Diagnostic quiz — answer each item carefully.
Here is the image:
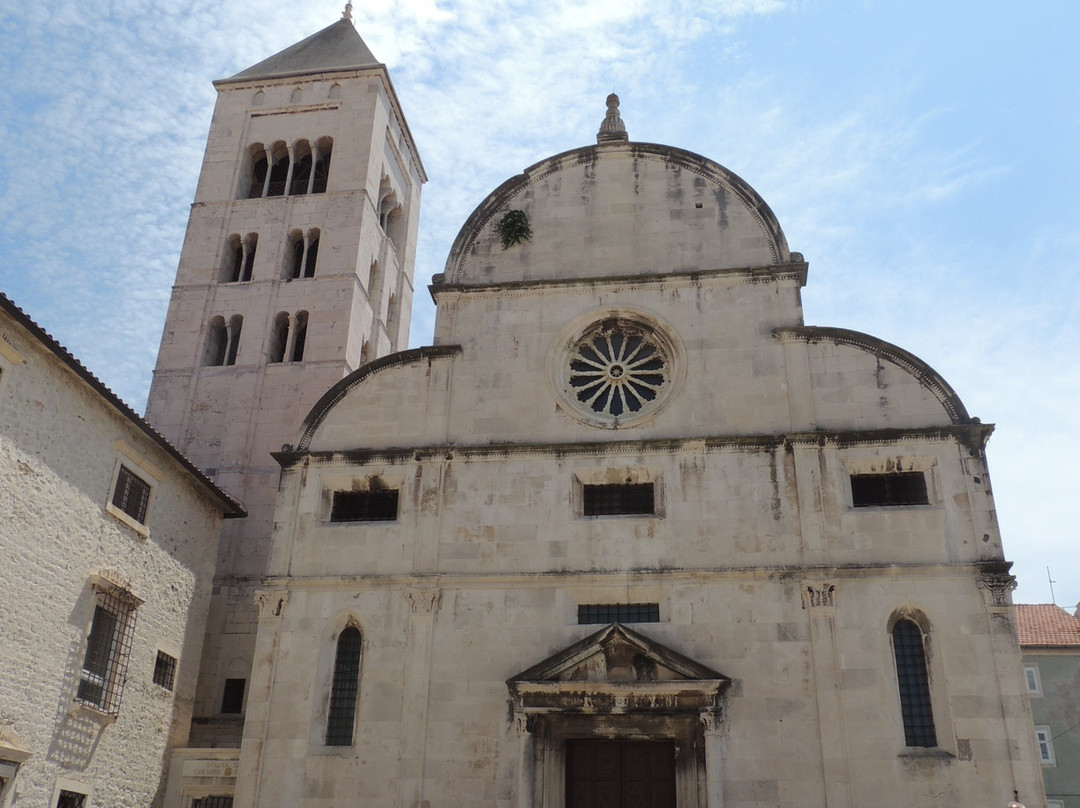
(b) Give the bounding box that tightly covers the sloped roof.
[0,292,245,518]
[228,19,379,81]
[1015,604,1080,647]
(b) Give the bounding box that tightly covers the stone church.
[141,9,1046,808]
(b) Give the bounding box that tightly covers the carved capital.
[977,573,1017,607]
[254,589,289,617]
[514,713,535,735]
[699,709,723,734]
[801,583,836,610]
[407,587,441,615]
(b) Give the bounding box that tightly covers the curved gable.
[441,142,791,287]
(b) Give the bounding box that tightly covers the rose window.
[566,320,669,419]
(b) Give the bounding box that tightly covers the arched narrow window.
[221,235,243,282]
[385,204,405,252]
[268,312,289,363]
[290,141,312,195]
[303,231,319,278]
[247,146,268,199]
[386,293,399,346]
[359,339,370,366]
[312,138,332,194]
[328,83,342,100]
[290,87,303,103]
[267,144,290,197]
[252,90,265,106]
[291,311,308,363]
[203,316,227,366]
[326,626,362,746]
[367,259,380,296]
[892,618,936,747]
[285,230,304,279]
[240,234,257,282]
[225,315,243,366]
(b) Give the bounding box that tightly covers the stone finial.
[342,2,353,22]
[596,93,628,144]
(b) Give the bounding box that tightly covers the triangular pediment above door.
[507,624,730,716]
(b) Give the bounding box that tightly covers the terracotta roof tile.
[1014,604,1080,647]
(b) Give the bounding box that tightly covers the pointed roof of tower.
[228,17,379,81]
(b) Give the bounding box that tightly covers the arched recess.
[268,312,289,363]
[290,140,312,195]
[328,83,342,100]
[220,234,244,283]
[240,234,258,282]
[312,137,333,193]
[225,315,243,366]
[310,613,365,749]
[285,229,305,279]
[245,143,268,199]
[266,141,290,197]
[289,86,303,104]
[303,229,319,278]
[203,316,228,366]
[252,90,265,107]
[291,311,308,362]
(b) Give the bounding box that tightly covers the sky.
[0,0,1077,606]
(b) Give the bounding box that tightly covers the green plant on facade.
[497,209,532,249]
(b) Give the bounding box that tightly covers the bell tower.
[146,9,424,746]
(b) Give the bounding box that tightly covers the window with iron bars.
[192,797,234,808]
[76,587,138,715]
[850,472,928,507]
[578,603,661,625]
[892,618,936,747]
[112,465,151,524]
[330,489,399,522]
[326,626,363,746]
[153,651,177,691]
[582,483,655,516]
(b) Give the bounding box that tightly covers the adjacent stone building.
[0,293,243,807]
[1016,604,1080,808]
[217,85,1048,807]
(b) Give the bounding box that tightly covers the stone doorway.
[566,740,676,808]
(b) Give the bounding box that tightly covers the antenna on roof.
[1047,566,1057,605]
[342,2,353,22]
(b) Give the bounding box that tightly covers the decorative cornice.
[429,261,808,304]
[276,424,991,468]
[775,326,972,426]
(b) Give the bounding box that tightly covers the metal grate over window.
[221,678,245,714]
[326,626,363,746]
[56,790,87,808]
[153,650,177,691]
[192,797,234,808]
[76,587,137,715]
[583,483,655,516]
[850,472,928,507]
[578,603,660,625]
[112,465,151,524]
[892,619,937,747]
[330,489,399,522]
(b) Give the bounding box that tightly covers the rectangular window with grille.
[330,489,399,522]
[850,472,928,507]
[112,465,151,524]
[76,588,137,715]
[1036,726,1056,764]
[578,603,660,624]
[153,651,177,691]
[192,797,234,808]
[582,483,655,516]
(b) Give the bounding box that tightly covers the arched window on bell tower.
[325,625,362,746]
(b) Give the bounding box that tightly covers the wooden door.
[566,740,676,808]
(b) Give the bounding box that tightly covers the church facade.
[142,12,1047,808]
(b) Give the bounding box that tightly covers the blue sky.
[1,0,1077,606]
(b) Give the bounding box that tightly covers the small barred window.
[330,490,399,522]
[112,465,151,524]
[77,587,138,715]
[56,790,87,808]
[851,472,928,507]
[153,651,177,691]
[578,603,660,624]
[583,483,655,516]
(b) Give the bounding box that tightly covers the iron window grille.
[326,627,363,746]
[56,790,87,808]
[221,678,245,714]
[582,483,655,516]
[892,619,936,747]
[153,651,177,691]
[578,603,660,624]
[77,586,138,715]
[1035,726,1056,764]
[330,489,399,522]
[850,472,928,507]
[112,465,151,524]
[192,797,234,808]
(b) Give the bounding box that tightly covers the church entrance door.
[566,740,676,808]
